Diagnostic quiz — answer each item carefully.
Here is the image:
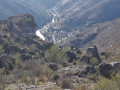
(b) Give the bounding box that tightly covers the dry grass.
[61,78,73,89]
[74,85,86,90]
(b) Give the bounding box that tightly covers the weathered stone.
[71,46,78,51]
[20,48,28,54]
[62,62,68,67]
[2,35,7,38]
[86,46,101,64]
[110,62,120,73]
[24,36,35,45]
[76,50,82,55]
[80,55,90,64]
[0,54,15,69]
[49,63,58,70]
[98,62,120,78]
[15,37,21,43]
[20,54,32,61]
[58,46,63,51]
[83,66,96,74]
[100,52,106,56]
[0,14,37,35]
[3,44,19,54]
[0,38,4,44]
[28,51,35,55]
[76,65,96,77]
[66,51,76,63]
[99,63,112,78]
[54,75,60,81]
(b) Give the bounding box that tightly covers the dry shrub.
[29,60,54,82]
[94,74,120,90]
[61,78,73,89]
[28,60,44,77]
[0,74,6,90]
[74,85,86,90]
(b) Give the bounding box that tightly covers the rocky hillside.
[54,0,120,28]
[39,0,120,49]
[83,18,120,52]
[0,14,53,70]
[0,0,55,28]
[0,14,99,89]
[0,14,120,90]
[57,18,120,53]
[0,14,37,35]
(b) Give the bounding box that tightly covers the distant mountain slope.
[40,0,120,48]
[58,18,120,52]
[0,0,59,28]
[54,0,120,28]
[83,18,120,52]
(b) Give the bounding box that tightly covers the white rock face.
[36,30,45,40]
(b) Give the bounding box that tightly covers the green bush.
[0,45,4,54]
[94,75,120,90]
[56,48,69,63]
[90,57,98,65]
[61,78,73,89]
[45,46,69,63]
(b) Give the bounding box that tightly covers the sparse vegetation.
[90,57,98,65]
[0,45,4,54]
[94,75,120,90]
[45,46,69,63]
[61,78,73,89]
[1,4,120,89]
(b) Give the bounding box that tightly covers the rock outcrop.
[0,54,15,70]
[20,54,32,61]
[0,14,37,35]
[99,62,120,78]
[75,65,96,77]
[86,46,101,64]
[49,63,58,70]
[66,51,76,63]
[0,14,53,72]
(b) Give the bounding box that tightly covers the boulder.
[54,75,60,81]
[71,46,78,51]
[83,66,96,74]
[86,46,101,64]
[2,35,7,38]
[80,55,90,64]
[20,54,32,61]
[99,63,112,78]
[49,63,58,70]
[99,62,120,78]
[3,44,19,54]
[76,65,96,77]
[28,51,35,55]
[62,62,68,67]
[110,62,120,73]
[76,50,82,55]
[0,38,4,44]
[15,37,21,43]
[20,48,28,54]
[0,54,15,70]
[66,51,76,63]
[58,46,63,51]
[100,52,106,56]
[0,14,37,35]
[23,36,36,45]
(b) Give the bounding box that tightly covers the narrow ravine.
[36,9,59,41]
